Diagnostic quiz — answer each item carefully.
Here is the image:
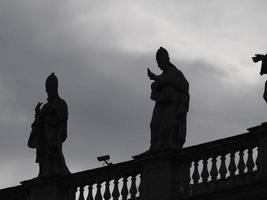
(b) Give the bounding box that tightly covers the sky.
[0,0,267,188]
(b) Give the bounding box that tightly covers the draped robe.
[150,63,189,150]
[28,96,70,177]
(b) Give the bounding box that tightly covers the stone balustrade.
[178,123,267,198]
[1,123,267,200]
[0,185,29,200]
[61,159,143,200]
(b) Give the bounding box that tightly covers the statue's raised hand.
[147,68,157,80]
[35,102,43,116]
[252,54,265,63]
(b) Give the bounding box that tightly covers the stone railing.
[1,123,267,200]
[177,122,267,198]
[61,159,143,200]
[11,159,144,200]
[0,185,29,200]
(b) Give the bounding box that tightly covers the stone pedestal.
[21,177,69,200]
[248,122,267,179]
[134,150,185,200]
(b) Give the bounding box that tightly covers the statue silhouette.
[252,54,267,103]
[252,54,267,75]
[28,73,70,178]
[148,47,189,151]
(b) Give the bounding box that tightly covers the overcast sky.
[0,0,267,188]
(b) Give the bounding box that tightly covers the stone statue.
[147,47,189,150]
[252,54,267,103]
[28,73,70,178]
[252,54,267,75]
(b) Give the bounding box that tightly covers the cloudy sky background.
[0,0,267,188]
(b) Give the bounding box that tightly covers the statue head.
[156,47,170,70]
[45,73,58,98]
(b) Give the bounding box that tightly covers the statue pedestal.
[29,185,61,200]
[21,176,70,200]
[248,122,267,179]
[133,149,188,200]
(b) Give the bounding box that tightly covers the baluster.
[237,149,246,174]
[121,176,129,200]
[192,160,200,184]
[103,180,111,200]
[130,174,137,199]
[219,154,227,180]
[246,147,255,173]
[95,182,103,200]
[210,156,218,181]
[255,147,259,170]
[138,174,143,197]
[78,186,85,200]
[185,162,192,187]
[228,150,237,177]
[112,177,120,200]
[201,158,209,183]
[86,184,94,200]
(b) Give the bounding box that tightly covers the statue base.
[133,149,184,200]
[21,176,72,200]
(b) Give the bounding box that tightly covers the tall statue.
[28,73,70,178]
[147,47,189,150]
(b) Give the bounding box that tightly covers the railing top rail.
[178,123,267,159]
[59,157,145,186]
[0,185,27,197]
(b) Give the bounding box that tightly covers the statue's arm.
[253,54,267,63]
[147,68,159,80]
[56,100,68,122]
[28,103,43,149]
[56,100,68,142]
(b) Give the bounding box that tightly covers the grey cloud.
[0,0,266,189]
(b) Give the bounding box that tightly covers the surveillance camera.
[97,155,110,162]
[97,155,113,166]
